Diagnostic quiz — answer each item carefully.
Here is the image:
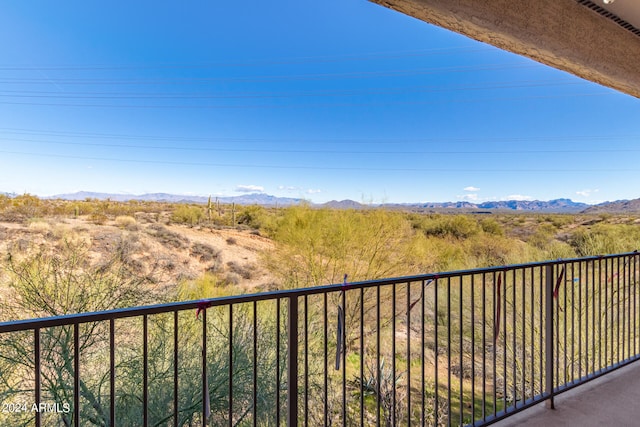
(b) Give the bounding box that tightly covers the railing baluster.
[253,300,258,427]
[492,272,497,418]
[538,267,544,404]
[618,257,622,363]
[322,294,327,427]
[202,307,208,426]
[633,254,638,357]
[74,322,80,426]
[459,276,464,425]
[604,258,608,367]
[277,298,281,427]
[471,274,476,423]
[421,279,426,426]
[360,287,365,427]
[111,318,116,427]
[563,263,568,386]
[447,276,451,426]
[34,327,41,427]
[520,269,526,405]
[511,269,516,410]
[434,277,439,426]
[545,264,555,409]
[376,285,381,427]
[530,268,535,402]
[303,296,308,427]
[392,282,397,427]
[287,296,299,427]
[591,259,596,376]
[342,289,347,427]
[173,311,178,427]
[229,304,233,427]
[502,272,507,413]
[407,281,411,426]
[482,272,486,422]
[598,257,603,372]
[571,263,589,382]
[143,314,148,427]
[626,255,630,361]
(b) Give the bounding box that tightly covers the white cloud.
[306,189,322,194]
[235,185,264,193]
[278,185,301,192]
[457,193,479,201]
[464,186,480,192]
[576,189,599,197]
[506,194,533,201]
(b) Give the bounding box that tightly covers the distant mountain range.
[381,198,590,213]
[582,198,640,214]
[0,190,628,213]
[33,191,637,213]
[46,191,304,206]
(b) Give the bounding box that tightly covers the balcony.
[1,252,638,426]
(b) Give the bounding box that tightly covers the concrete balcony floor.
[496,361,640,426]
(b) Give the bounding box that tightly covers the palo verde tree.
[0,238,159,426]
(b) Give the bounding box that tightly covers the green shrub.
[480,218,504,236]
[171,204,203,225]
[422,215,481,239]
[569,224,640,256]
[236,205,268,229]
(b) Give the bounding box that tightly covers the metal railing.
[1,252,639,426]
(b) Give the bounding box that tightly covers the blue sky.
[1,1,639,204]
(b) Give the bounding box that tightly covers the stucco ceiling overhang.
[370,0,640,98]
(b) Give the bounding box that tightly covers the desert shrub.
[226,237,237,245]
[12,194,49,218]
[190,242,220,262]
[480,218,504,236]
[146,224,189,249]
[422,215,481,239]
[406,234,466,272]
[171,204,203,225]
[464,234,529,267]
[115,215,137,229]
[267,206,411,287]
[176,273,229,300]
[549,214,574,228]
[236,205,269,229]
[541,240,576,259]
[569,224,640,256]
[89,212,108,225]
[27,219,51,233]
[205,259,223,273]
[224,272,242,285]
[527,223,557,249]
[1,239,156,320]
[226,261,254,279]
[0,194,10,211]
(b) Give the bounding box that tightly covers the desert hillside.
[2,195,640,322]
[0,214,277,298]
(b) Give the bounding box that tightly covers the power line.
[0,46,497,71]
[1,149,637,173]
[0,79,587,100]
[1,136,638,155]
[1,127,636,145]
[0,63,540,85]
[0,92,612,109]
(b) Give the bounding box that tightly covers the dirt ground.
[0,215,278,297]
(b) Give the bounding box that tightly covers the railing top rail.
[1,251,637,333]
